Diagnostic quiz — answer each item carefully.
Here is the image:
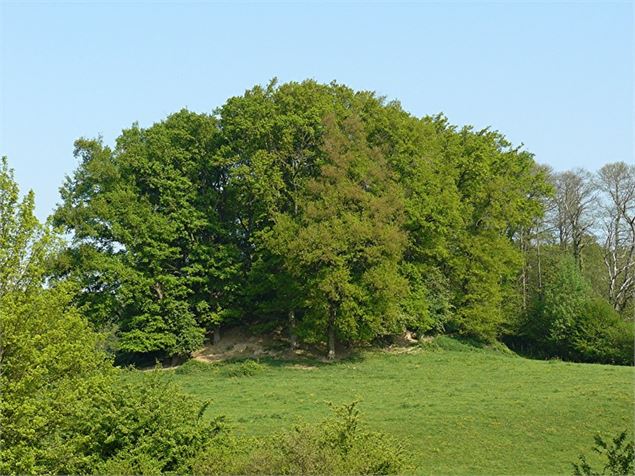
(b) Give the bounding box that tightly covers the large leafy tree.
[269,114,408,358]
[440,126,551,340]
[216,80,359,342]
[54,110,241,358]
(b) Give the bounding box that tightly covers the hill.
[128,337,634,475]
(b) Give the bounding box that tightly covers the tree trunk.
[213,325,221,345]
[289,310,298,350]
[327,308,336,360]
[537,239,542,291]
[520,228,527,311]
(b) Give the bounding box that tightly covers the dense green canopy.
[52,79,552,358]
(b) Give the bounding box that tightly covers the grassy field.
[131,337,634,475]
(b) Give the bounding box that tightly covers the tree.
[549,170,596,269]
[525,255,633,364]
[0,160,109,473]
[270,114,408,358]
[216,80,335,345]
[595,162,635,314]
[442,126,550,340]
[52,80,552,356]
[0,157,54,297]
[53,111,241,359]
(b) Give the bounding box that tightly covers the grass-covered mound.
[139,337,634,475]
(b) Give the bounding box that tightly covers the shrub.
[219,359,266,377]
[192,402,412,475]
[572,298,634,365]
[175,359,216,375]
[526,256,634,365]
[0,284,223,475]
[0,285,113,475]
[86,372,223,475]
[573,430,634,476]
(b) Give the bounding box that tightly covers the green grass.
[131,338,634,475]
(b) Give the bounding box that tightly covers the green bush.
[219,359,266,377]
[572,298,634,365]
[526,256,634,365]
[573,430,634,476]
[192,402,412,475]
[0,285,113,475]
[0,284,223,475]
[86,372,223,475]
[175,359,216,375]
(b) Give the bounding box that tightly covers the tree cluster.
[510,164,635,364]
[51,80,552,360]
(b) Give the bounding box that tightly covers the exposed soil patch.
[192,327,284,362]
[191,327,421,364]
[288,364,319,370]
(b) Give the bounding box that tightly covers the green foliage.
[219,359,266,377]
[420,335,515,355]
[541,256,590,348]
[527,256,634,365]
[175,359,216,375]
[441,127,548,341]
[573,431,634,476]
[0,161,224,474]
[0,162,105,473]
[192,402,411,475]
[53,111,241,358]
[0,284,222,474]
[0,157,56,297]
[52,80,551,358]
[268,113,409,356]
[574,298,634,365]
[86,371,222,475]
[0,284,113,475]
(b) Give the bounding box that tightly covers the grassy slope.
[138,338,634,475]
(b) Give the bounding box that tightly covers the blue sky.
[1,1,632,219]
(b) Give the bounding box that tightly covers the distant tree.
[549,170,596,269]
[595,162,635,314]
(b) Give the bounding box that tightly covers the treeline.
[1,79,632,367]
[42,79,631,364]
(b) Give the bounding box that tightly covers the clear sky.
[1,1,632,219]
